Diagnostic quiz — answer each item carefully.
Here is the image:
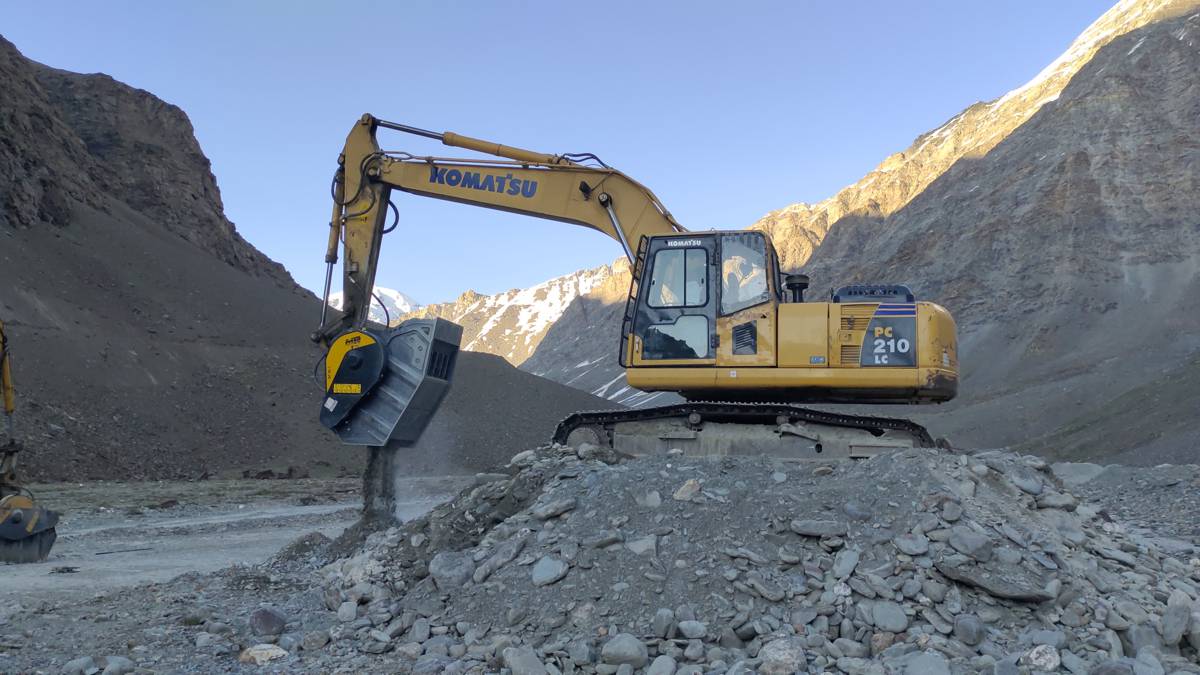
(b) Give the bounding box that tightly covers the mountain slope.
[407,261,627,366]
[0,35,345,480]
[750,0,1200,272]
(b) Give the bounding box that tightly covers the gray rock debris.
[428,550,475,590]
[530,556,569,586]
[315,445,1200,675]
[248,607,288,636]
[502,646,547,675]
[600,633,647,667]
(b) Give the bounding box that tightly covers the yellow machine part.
[626,301,957,402]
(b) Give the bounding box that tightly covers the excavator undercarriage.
[555,402,934,460]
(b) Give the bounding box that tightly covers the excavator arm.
[313,114,683,447]
[315,114,685,342]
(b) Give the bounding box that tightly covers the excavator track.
[554,402,934,461]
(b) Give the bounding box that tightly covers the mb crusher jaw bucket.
[320,318,462,447]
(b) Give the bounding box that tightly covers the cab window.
[721,233,768,314]
[647,248,707,308]
[642,316,708,359]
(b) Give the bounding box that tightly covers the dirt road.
[3,477,468,604]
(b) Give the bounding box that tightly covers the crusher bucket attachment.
[320,318,462,446]
[0,491,59,564]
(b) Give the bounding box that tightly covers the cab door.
[716,232,777,367]
[629,236,717,366]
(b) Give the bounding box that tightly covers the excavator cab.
[622,231,958,404]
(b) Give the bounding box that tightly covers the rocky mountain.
[327,287,421,326]
[751,0,1200,273]
[2,43,295,287]
[513,0,1200,463]
[405,260,627,366]
[0,35,344,480]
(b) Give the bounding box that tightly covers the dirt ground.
[2,476,468,605]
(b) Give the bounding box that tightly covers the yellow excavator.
[0,320,60,563]
[313,115,958,458]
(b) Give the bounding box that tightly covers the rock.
[502,646,548,675]
[600,633,647,667]
[948,526,993,562]
[302,630,331,651]
[870,632,895,655]
[1021,644,1060,670]
[1008,466,1044,495]
[833,638,868,658]
[429,550,476,590]
[954,614,985,646]
[836,656,885,675]
[1050,462,1106,486]
[677,620,707,639]
[894,533,930,556]
[473,535,527,583]
[395,642,424,659]
[568,639,594,664]
[942,501,963,522]
[1123,622,1162,655]
[337,600,358,622]
[758,637,807,675]
[63,657,97,675]
[1036,491,1078,510]
[195,633,216,648]
[99,656,135,675]
[239,644,288,665]
[1060,650,1088,674]
[1159,589,1191,645]
[652,608,675,638]
[646,655,677,675]
[249,607,288,636]
[531,497,577,520]
[872,601,909,633]
[935,559,1054,602]
[1133,652,1164,675]
[531,556,570,586]
[790,519,846,537]
[1027,629,1066,649]
[833,548,861,579]
[625,535,657,556]
[636,490,662,508]
[1090,661,1135,675]
[411,618,431,643]
[899,651,951,675]
[673,479,701,501]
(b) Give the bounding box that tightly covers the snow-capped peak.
[327,287,422,326]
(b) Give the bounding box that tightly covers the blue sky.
[4,1,1112,303]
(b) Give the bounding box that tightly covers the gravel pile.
[312,445,1200,674]
[1055,462,1200,557]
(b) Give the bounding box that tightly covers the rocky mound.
[318,446,1200,673]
